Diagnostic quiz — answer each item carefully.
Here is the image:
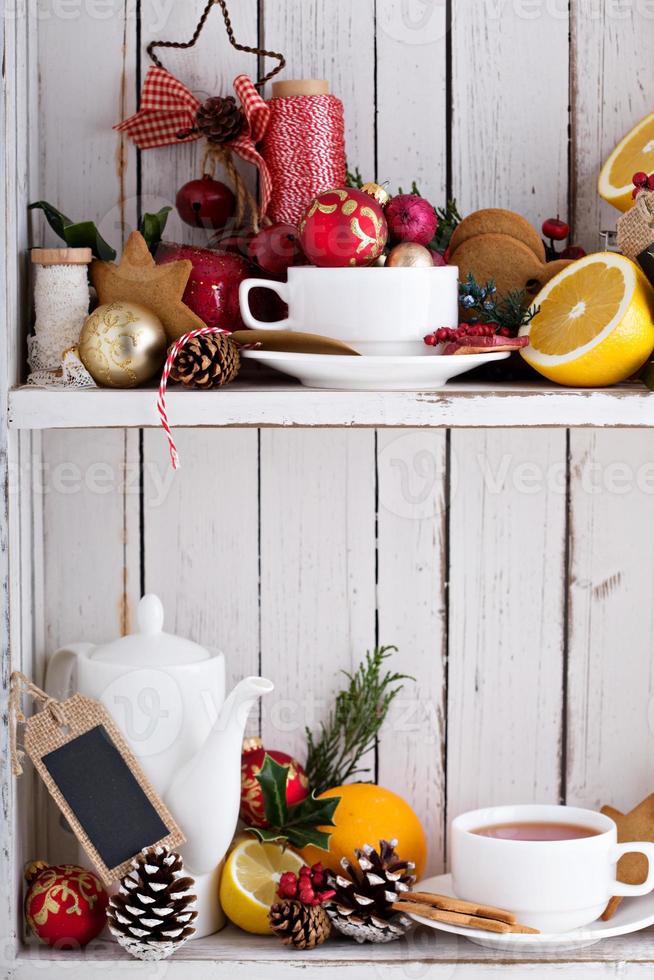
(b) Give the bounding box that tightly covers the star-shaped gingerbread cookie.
[91,231,205,341]
[601,793,654,919]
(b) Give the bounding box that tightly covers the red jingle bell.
[298,188,388,267]
[241,737,310,827]
[176,174,236,231]
[24,861,108,948]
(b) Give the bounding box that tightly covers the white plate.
[410,874,654,952]
[241,349,510,391]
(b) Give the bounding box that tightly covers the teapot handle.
[45,643,92,701]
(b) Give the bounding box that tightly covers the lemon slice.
[519,253,654,387]
[598,112,654,212]
[219,838,304,935]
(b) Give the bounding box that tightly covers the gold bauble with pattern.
[79,301,167,388]
[386,242,434,268]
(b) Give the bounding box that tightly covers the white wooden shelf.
[11,924,654,977]
[8,379,654,430]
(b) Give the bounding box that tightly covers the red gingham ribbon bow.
[115,69,272,214]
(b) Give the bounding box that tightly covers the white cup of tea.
[451,804,654,933]
[239,266,459,356]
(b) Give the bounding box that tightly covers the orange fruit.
[301,783,427,879]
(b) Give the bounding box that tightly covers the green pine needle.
[304,646,413,795]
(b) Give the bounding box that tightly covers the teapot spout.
[165,676,274,874]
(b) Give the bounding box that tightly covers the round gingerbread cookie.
[449,209,546,262]
[449,232,569,299]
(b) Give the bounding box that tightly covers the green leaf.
[246,826,289,845]
[139,206,172,254]
[29,201,116,260]
[28,200,73,239]
[256,755,290,829]
[286,792,339,831]
[62,221,116,260]
[286,826,332,851]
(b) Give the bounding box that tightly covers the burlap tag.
[617,191,654,259]
[11,674,185,885]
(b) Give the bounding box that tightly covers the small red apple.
[176,175,236,230]
[248,224,304,276]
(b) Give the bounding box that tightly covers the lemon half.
[219,838,304,935]
[519,253,654,387]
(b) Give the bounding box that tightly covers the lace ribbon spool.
[28,248,94,385]
[261,79,347,227]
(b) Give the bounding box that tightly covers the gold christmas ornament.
[386,242,434,268]
[362,182,391,208]
[79,301,167,388]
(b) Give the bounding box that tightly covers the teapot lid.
[88,594,211,666]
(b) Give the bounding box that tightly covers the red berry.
[633,171,649,188]
[647,174,654,191]
[278,871,298,899]
[633,187,641,200]
[542,216,570,241]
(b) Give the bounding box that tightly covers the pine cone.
[196,96,244,145]
[325,839,415,944]
[170,333,240,389]
[107,847,197,961]
[269,899,331,950]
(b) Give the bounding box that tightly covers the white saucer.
[410,874,654,952]
[241,349,509,391]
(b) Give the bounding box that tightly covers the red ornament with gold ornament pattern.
[298,188,388,267]
[241,738,310,827]
[24,861,108,948]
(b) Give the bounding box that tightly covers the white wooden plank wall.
[31,0,654,880]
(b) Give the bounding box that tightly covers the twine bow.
[115,71,272,225]
[9,671,69,776]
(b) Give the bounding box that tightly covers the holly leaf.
[250,756,341,852]
[29,201,117,260]
[247,825,289,845]
[139,206,172,254]
[286,792,340,831]
[285,826,333,852]
[256,755,290,829]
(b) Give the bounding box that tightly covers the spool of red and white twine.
[157,327,230,470]
[261,79,346,226]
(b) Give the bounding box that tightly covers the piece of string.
[201,143,268,233]
[158,327,230,471]
[9,671,69,776]
[147,0,286,90]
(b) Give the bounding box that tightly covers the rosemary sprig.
[304,646,413,795]
[459,273,539,335]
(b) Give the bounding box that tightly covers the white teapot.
[45,594,273,937]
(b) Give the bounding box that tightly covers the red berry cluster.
[424,322,512,347]
[632,172,654,199]
[277,864,336,907]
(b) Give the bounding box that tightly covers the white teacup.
[451,804,654,933]
[239,265,459,356]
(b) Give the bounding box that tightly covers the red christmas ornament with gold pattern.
[241,738,310,827]
[298,188,388,267]
[24,861,108,948]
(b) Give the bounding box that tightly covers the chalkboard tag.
[10,673,185,885]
